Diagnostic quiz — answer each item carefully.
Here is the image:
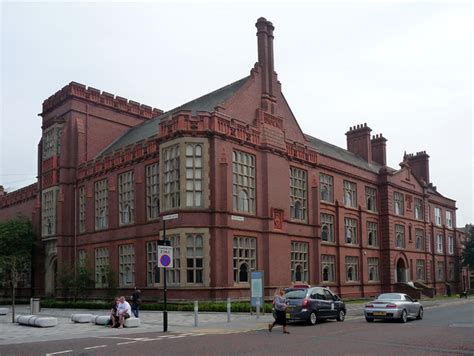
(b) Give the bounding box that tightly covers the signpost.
[160,213,178,332]
[250,271,264,317]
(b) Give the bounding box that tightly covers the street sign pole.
[163,218,167,333]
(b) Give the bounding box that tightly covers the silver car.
[364,293,423,323]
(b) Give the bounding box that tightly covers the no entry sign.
[158,246,174,268]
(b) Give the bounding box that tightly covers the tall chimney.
[404,151,430,184]
[371,134,387,166]
[346,123,372,162]
[256,17,275,111]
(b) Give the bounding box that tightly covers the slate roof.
[99,76,250,156]
[304,134,383,173]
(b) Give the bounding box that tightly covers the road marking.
[84,345,107,350]
[45,351,73,355]
[117,341,137,345]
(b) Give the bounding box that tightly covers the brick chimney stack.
[404,151,430,184]
[256,17,276,112]
[346,123,372,162]
[371,134,387,166]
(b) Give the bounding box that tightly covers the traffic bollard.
[194,300,199,327]
[256,299,260,319]
[227,297,231,323]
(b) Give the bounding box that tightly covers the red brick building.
[0,18,467,300]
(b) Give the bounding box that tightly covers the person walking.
[131,287,142,318]
[269,288,290,334]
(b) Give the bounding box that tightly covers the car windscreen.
[285,289,307,299]
[376,293,402,300]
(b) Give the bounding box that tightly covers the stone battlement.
[0,183,38,208]
[42,82,163,119]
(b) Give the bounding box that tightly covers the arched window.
[322,225,329,241]
[239,263,249,282]
[367,197,373,211]
[369,267,374,281]
[368,231,374,246]
[323,266,329,281]
[396,233,402,248]
[346,228,352,244]
[238,190,249,212]
[347,267,354,281]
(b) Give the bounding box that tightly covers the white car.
[364,293,423,323]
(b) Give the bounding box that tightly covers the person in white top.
[117,296,132,328]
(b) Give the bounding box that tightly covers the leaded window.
[436,261,444,281]
[394,192,404,216]
[233,236,256,283]
[367,221,377,247]
[95,179,108,230]
[291,242,308,282]
[95,247,109,287]
[395,224,405,248]
[42,187,58,236]
[42,124,63,160]
[415,229,424,251]
[435,207,442,226]
[343,180,357,208]
[146,163,160,220]
[166,235,181,285]
[186,234,204,284]
[119,244,135,287]
[78,186,86,233]
[321,255,335,282]
[232,151,256,214]
[367,257,379,282]
[448,262,455,281]
[448,236,454,254]
[416,260,425,281]
[414,198,423,220]
[446,211,453,228]
[290,167,307,221]
[163,145,180,209]
[345,218,357,245]
[437,234,444,253]
[345,256,359,282]
[365,187,377,212]
[321,213,335,243]
[146,241,160,286]
[185,144,203,207]
[319,173,333,203]
[118,171,134,225]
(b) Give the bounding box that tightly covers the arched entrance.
[396,258,407,283]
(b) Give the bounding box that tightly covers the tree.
[461,224,474,268]
[57,264,94,301]
[0,217,36,323]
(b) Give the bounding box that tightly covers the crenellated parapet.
[0,183,38,208]
[42,82,163,119]
[286,142,318,164]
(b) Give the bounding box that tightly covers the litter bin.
[30,298,40,314]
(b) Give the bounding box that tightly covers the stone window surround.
[291,241,309,283]
[289,166,308,222]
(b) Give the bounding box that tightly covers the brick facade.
[0,17,467,300]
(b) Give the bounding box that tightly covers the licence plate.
[286,313,291,319]
[373,312,386,316]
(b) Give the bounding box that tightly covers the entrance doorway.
[396,258,407,283]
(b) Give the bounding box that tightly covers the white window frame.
[446,211,453,228]
[394,192,404,216]
[448,235,454,254]
[365,187,377,212]
[435,207,442,226]
[321,255,335,283]
[185,143,203,207]
[367,257,379,282]
[233,236,256,283]
[437,234,443,253]
[320,173,333,203]
[289,167,307,221]
[367,221,378,247]
[345,218,358,245]
[345,256,359,282]
[321,213,335,243]
[343,180,357,208]
[232,151,256,214]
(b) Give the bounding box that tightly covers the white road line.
[45,351,73,356]
[117,341,137,345]
[84,345,107,350]
[168,335,187,339]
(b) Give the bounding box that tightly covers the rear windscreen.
[285,290,307,299]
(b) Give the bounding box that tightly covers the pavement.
[0,297,471,346]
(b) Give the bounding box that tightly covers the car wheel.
[399,309,408,323]
[365,317,374,322]
[416,307,423,320]
[308,311,317,325]
[336,310,345,322]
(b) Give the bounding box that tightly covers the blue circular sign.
[160,254,171,267]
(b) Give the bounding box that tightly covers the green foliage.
[461,224,474,267]
[0,217,36,288]
[57,264,95,301]
[104,266,119,300]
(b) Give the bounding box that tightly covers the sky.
[1,1,472,226]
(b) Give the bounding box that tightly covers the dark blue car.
[274,286,346,325]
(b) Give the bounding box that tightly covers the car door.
[312,287,332,318]
[403,294,417,316]
[323,289,338,318]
